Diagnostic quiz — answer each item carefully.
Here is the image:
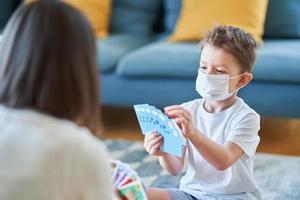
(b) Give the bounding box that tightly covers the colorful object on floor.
[110,160,148,200]
[133,104,186,157]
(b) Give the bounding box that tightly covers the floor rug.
[104,140,300,200]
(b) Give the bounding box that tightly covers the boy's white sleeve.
[227,112,260,158]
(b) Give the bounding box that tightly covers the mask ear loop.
[229,72,248,94]
[228,72,248,80]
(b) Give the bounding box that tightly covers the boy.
[144,26,261,200]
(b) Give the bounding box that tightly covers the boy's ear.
[237,72,253,89]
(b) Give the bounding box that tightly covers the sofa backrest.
[163,0,181,35]
[1,0,300,39]
[109,0,163,36]
[0,0,22,31]
[161,0,300,40]
[264,0,300,38]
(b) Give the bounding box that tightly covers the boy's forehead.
[200,44,241,70]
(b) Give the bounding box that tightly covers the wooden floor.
[101,106,300,156]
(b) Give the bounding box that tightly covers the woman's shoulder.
[0,105,108,159]
[41,112,109,160]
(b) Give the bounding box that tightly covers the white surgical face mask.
[196,70,245,101]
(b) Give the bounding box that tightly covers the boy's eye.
[199,66,207,70]
[216,69,226,74]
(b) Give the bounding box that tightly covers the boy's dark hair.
[0,0,101,135]
[201,25,258,72]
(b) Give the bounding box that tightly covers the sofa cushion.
[163,0,181,35]
[168,0,269,43]
[26,0,112,38]
[117,40,300,84]
[162,0,300,40]
[264,0,300,38]
[65,0,112,38]
[254,40,300,83]
[97,34,153,73]
[117,42,200,78]
[109,0,162,36]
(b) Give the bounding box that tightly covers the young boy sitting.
[144,25,261,200]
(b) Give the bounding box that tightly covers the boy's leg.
[147,187,171,200]
[147,187,196,200]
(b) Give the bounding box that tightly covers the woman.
[0,0,113,199]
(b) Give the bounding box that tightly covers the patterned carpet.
[104,140,300,200]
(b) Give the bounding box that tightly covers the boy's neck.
[203,94,238,113]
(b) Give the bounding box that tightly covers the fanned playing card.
[133,104,186,157]
[110,160,148,200]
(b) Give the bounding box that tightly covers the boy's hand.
[144,132,167,157]
[164,105,197,139]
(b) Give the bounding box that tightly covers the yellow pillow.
[65,0,111,38]
[26,0,111,38]
[169,0,269,43]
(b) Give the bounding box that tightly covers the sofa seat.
[116,40,300,84]
[117,41,200,78]
[100,72,300,117]
[96,34,154,72]
[255,39,300,83]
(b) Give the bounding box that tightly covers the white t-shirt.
[0,105,113,200]
[180,97,261,200]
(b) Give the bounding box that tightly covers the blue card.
[134,105,152,134]
[134,104,186,157]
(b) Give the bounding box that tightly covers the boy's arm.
[165,105,244,171]
[188,133,243,170]
[158,146,186,176]
[144,132,186,175]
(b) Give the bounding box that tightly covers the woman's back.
[0,106,112,200]
[0,0,113,199]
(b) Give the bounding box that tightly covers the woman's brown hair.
[0,0,101,135]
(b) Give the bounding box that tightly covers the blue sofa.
[2,0,300,118]
[0,0,22,33]
[99,0,300,118]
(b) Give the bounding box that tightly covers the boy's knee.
[147,187,171,200]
